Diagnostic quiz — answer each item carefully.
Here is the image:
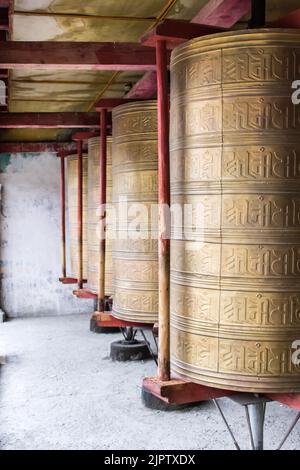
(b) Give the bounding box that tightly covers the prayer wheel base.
[141,376,233,410]
[90,312,120,334]
[110,340,151,362]
[59,277,77,284]
[141,387,188,412]
[73,288,97,299]
[90,319,119,334]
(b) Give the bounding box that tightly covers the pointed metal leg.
[246,403,265,450]
[140,329,158,365]
[277,412,300,450]
[213,399,241,450]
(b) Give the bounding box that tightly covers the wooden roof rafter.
[0,112,101,129]
[0,41,166,71]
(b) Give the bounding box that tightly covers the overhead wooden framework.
[3,0,297,120]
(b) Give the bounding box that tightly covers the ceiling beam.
[72,131,98,141]
[141,19,224,49]
[126,71,157,99]
[0,112,100,128]
[270,8,300,27]
[95,98,146,110]
[0,41,164,71]
[192,0,251,28]
[0,142,79,153]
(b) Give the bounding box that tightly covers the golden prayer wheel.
[67,153,88,280]
[86,136,113,296]
[112,101,158,323]
[170,29,300,392]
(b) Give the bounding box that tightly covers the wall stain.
[0,154,11,173]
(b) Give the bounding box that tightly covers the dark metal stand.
[115,326,158,364]
[139,328,158,365]
[213,393,300,450]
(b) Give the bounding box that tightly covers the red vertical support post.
[98,108,107,312]
[77,139,83,289]
[156,40,171,382]
[60,151,66,279]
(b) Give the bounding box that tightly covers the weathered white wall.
[0,152,93,317]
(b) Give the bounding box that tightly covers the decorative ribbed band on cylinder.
[112,101,158,323]
[87,136,113,296]
[170,29,300,392]
[67,153,88,280]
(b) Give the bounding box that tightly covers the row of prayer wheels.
[64,29,300,393]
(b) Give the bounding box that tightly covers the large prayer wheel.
[170,29,300,392]
[67,153,88,280]
[86,136,113,296]
[112,101,158,323]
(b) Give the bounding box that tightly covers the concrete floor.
[0,315,299,450]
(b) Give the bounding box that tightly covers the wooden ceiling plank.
[0,112,100,128]
[192,0,251,28]
[0,142,78,153]
[125,71,157,99]
[95,98,145,110]
[0,41,162,71]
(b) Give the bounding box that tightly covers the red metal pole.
[60,151,66,278]
[156,39,171,382]
[98,108,107,312]
[77,139,83,289]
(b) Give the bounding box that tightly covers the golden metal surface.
[67,153,88,280]
[87,137,113,296]
[170,29,300,392]
[112,101,158,323]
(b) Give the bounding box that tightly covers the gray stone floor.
[0,315,299,450]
